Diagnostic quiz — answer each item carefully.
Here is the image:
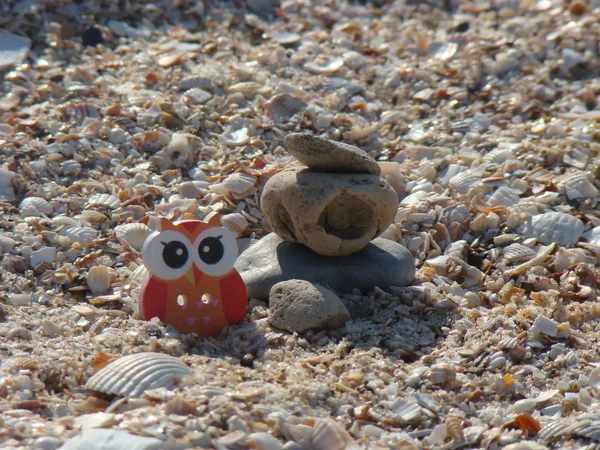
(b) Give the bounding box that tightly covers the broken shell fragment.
[85,352,193,398]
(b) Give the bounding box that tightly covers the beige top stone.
[284,133,381,176]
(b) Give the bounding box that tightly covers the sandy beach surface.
[3,0,600,449]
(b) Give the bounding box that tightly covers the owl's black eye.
[198,236,223,265]
[161,241,188,269]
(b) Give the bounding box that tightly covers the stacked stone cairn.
[234,133,415,333]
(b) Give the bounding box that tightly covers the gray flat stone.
[58,429,163,450]
[234,233,415,300]
[269,280,350,332]
[284,133,381,175]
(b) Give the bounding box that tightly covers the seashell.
[558,171,599,200]
[19,197,53,218]
[554,247,595,272]
[532,315,559,338]
[0,235,16,253]
[228,81,263,98]
[80,210,109,227]
[219,127,250,146]
[430,364,456,385]
[378,162,406,198]
[0,31,31,71]
[538,419,570,441]
[321,78,364,96]
[265,93,307,122]
[272,31,301,45]
[506,243,555,276]
[221,213,249,239]
[223,173,257,196]
[62,160,82,176]
[29,247,57,268]
[487,352,507,370]
[61,102,99,124]
[87,265,111,295]
[305,57,344,75]
[3,255,28,273]
[446,416,465,442]
[115,223,152,251]
[164,396,197,415]
[61,225,99,244]
[449,170,482,194]
[517,212,583,247]
[427,41,458,61]
[487,186,519,207]
[166,133,193,168]
[388,398,423,423]
[563,146,589,169]
[4,356,38,372]
[184,88,212,104]
[87,193,120,210]
[310,419,355,450]
[503,243,536,263]
[85,352,192,398]
[247,432,284,450]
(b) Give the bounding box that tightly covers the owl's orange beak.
[184,265,203,285]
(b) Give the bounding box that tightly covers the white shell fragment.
[517,212,583,247]
[85,352,192,398]
[0,31,31,71]
[0,168,18,201]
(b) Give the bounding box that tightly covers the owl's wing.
[139,277,168,321]
[219,271,248,325]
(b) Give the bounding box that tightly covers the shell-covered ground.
[3,0,600,449]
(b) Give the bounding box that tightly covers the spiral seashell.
[85,352,193,398]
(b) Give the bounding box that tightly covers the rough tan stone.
[261,167,398,256]
[284,133,381,175]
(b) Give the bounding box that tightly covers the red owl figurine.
[139,213,248,337]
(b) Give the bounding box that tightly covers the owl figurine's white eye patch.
[142,230,193,280]
[192,226,238,277]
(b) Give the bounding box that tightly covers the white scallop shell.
[87,265,111,295]
[221,213,249,239]
[449,170,482,194]
[502,243,536,263]
[430,364,456,385]
[516,211,583,247]
[85,352,192,398]
[61,225,99,244]
[19,197,52,217]
[115,223,152,251]
[87,193,120,209]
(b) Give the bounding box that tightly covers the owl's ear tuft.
[140,215,176,232]
[204,211,221,227]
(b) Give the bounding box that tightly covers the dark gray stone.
[234,233,415,300]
